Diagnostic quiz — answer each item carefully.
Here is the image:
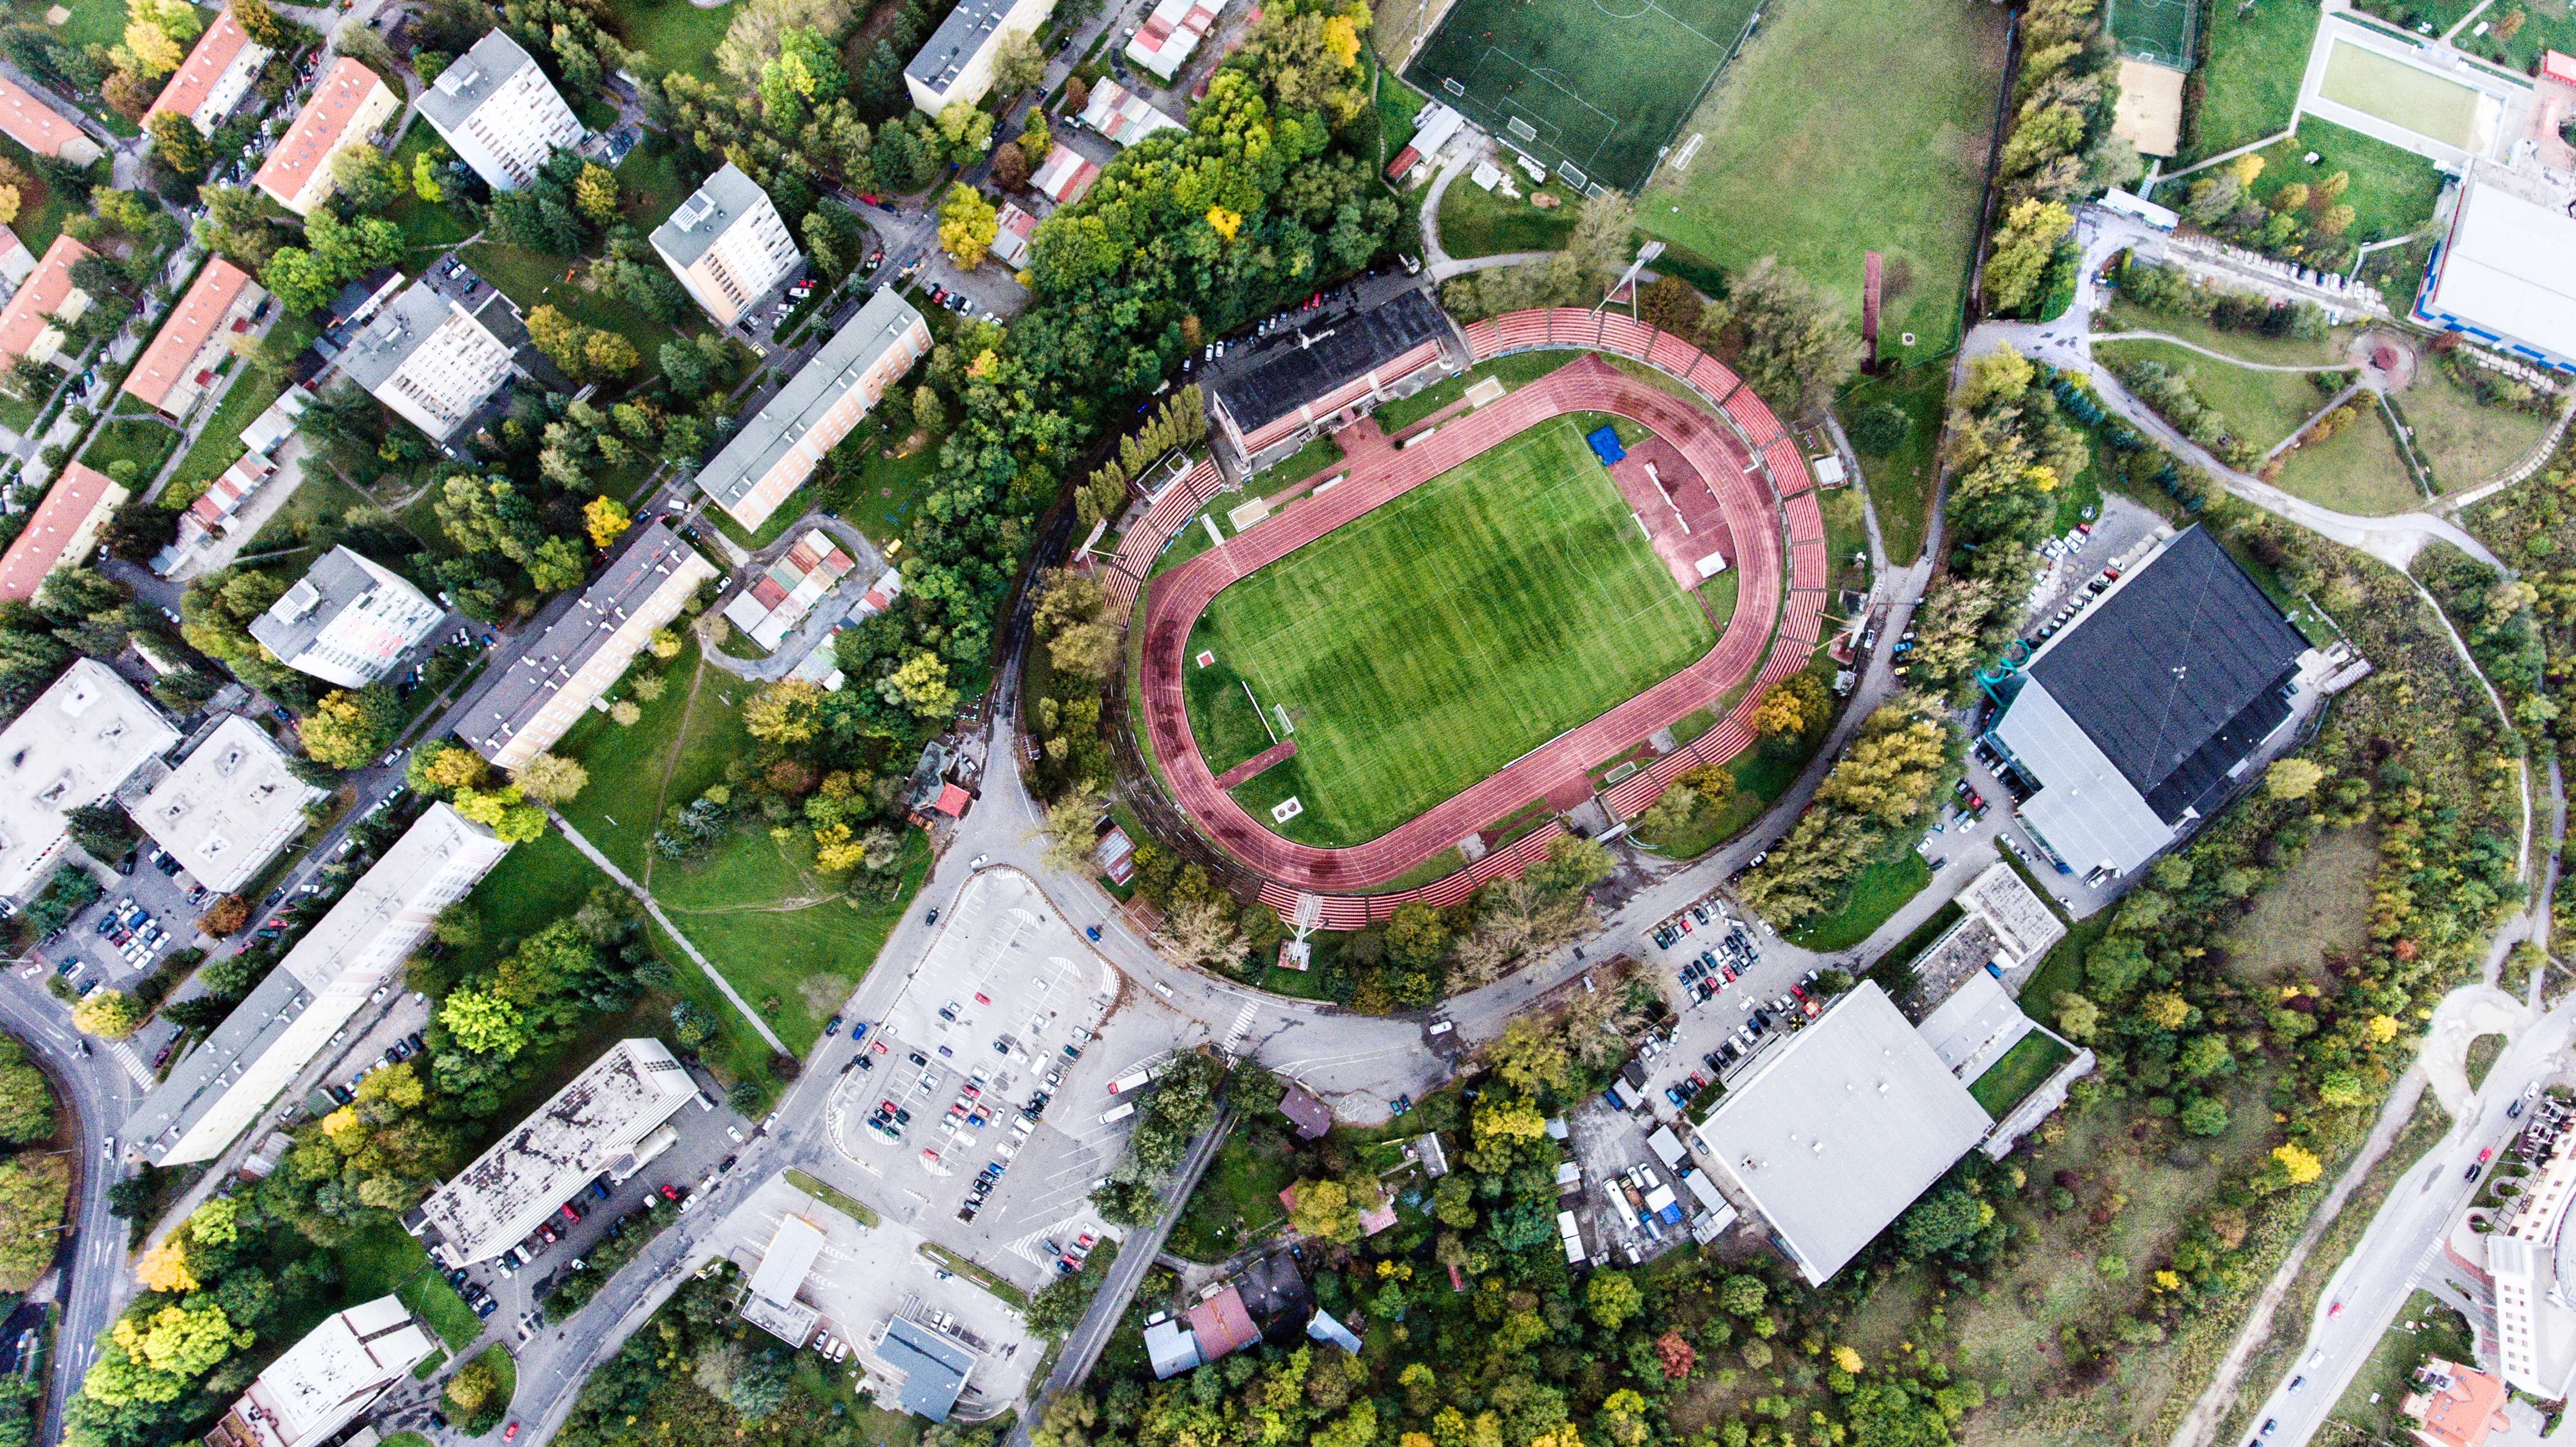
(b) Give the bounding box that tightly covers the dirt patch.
[2223,825,2379,983]
[799,973,855,1019]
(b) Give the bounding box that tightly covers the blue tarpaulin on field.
[1586,425,1625,466]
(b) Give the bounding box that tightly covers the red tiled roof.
[2413,1362,2511,1447]
[123,258,257,411]
[0,75,88,159]
[748,575,791,609]
[147,12,257,125]
[254,59,386,207]
[933,782,971,817]
[0,235,93,358]
[0,463,119,600]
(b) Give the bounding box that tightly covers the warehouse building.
[1978,526,2322,882]
[2415,179,2576,372]
[414,1039,698,1265]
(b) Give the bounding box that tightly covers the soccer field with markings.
[1183,417,1716,845]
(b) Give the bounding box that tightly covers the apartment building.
[0,75,101,164]
[203,1298,435,1447]
[0,462,124,602]
[252,59,398,215]
[0,660,180,897]
[693,288,930,530]
[416,30,583,192]
[128,715,322,894]
[146,11,272,136]
[905,0,1052,112]
[336,276,520,444]
[248,546,444,688]
[454,522,718,770]
[123,803,512,1165]
[649,163,803,328]
[123,258,264,418]
[0,235,93,363]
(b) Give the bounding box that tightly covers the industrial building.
[254,60,399,215]
[692,290,930,530]
[414,1039,698,1265]
[334,274,523,445]
[0,660,178,897]
[1688,984,1993,1285]
[453,521,718,770]
[248,547,445,689]
[872,1318,977,1421]
[122,258,266,418]
[128,716,324,894]
[1206,288,1454,465]
[1978,526,2321,882]
[203,1296,434,1447]
[145,10,271,135]
[123,804,511,1164]
[650,163,804,328]
[416,30,583,192]
[0,462,125,601]
[903,0,1052,112]
[2415,179,2576,372]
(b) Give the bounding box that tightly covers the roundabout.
[1109,310,1833,921]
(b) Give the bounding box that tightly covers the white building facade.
[650,164,803,328]
[339,281,520,443]
[416,30,583,192]
[247,547,445,689]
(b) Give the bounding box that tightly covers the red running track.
[1138,354,1791,894]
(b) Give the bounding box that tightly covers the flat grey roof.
[694,289,924,512]
[416,29,537,133]
[335,281,455,395]
[247,547,386,664]
[1689,983,1992,1284]
[122,964,312,1154]
[454,521,706,759]
[879,1319,974,1421]
[1991,677,2176,877]
[651,163,772,270]
[904,0,1017,90]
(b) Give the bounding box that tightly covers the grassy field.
[0,135,72,255]
[79,413,181,484]
[2277,404,2424,512]
[1167,1131,1296,1261]
[2225,826,2378,982]
[2246,118,2445,246]
[1839,361,1947,565]
[2095,338,2339,451]
[160,328,318,503]
[464,242,682,386]
[2330,1289,2474,1434]
[1184,415,1713,844]
[2179,0,2323,161]
[1402,0,1752,188]
[1786,849,1931,949]
[1641,0,2008,363]
[2404,371,2553,486]
[610,0,734,82]
[1372,350,1570,433]
[2319,41,2485,149]
[2467,1032,2506,1089]
[239,471,373,558]
[386,121,478,262]
[2098,302,2354,367]
[1967,1031,2075,1115]
[1434,177,1581,259]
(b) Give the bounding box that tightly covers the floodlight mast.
[1595,240,1666,319]
[1291,892,1323,943]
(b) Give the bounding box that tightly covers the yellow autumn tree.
[135,1241,196,1293]
[1206,206,1243,240]
[2271,1142,2322,1185]
[583,496,631,550]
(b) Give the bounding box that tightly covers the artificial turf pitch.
[1184,417,1714,846]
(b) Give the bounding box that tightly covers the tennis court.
[2319,40,2490,151]
[2108,0,2196,69]
[1402,0,1756,190]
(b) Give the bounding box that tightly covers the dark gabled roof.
[1211,289,1448,433]
[2025,527,2306,821]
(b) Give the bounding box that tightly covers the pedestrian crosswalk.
[110,1042,150,1088]
[1221,1001,1257,1058]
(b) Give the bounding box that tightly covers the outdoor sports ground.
[1181,416,1717,846]
[1103,312,1832,913]
[1402,0,1756,190]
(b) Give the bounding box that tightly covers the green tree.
[0,1036,54,1143]
[298,685,399,768]
[72,990,139,1039]
[439,987,530,1058]
[1585,1269,1642,1328]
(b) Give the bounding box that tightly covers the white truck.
[1107,1058,1172,1094]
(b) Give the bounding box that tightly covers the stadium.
[1109,305,1828,925]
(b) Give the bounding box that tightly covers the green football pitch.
[1402,0,1755,191]
[1184,417,1715,846]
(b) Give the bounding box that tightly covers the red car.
[2481,1146,2496,1164]
[504,1425,520,1441]
[659,1184,680,1201]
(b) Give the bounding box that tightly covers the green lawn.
[78,413,181,484]
[1167,1132,1295,1262]
[1966,1030,2075,1115]
[1641,0,2009,361]
[1373,350,1573,433]
[552,640,708,876]
[461,241,686,388]
[2330,1289,2475,1435]
[2403,369,2553,487]
[1185,415,1714,845]
[238,471,373,558]
[609,0,735,82]
[0,134,72,256]
[1435,178,1581,259]
[2276,402,2424,512]
[399,1261,487,1351]
[2318,42,2486,150]
[1839,361,1946,565]
[160,332,318,504]
[2245,117,2445,246]
[385,122,477,262]
[2178,0,2323,162]
[2096,338,2342,451]
[2097,300,2353,368]
[1786,848,1931,949]
[2466,1032,2506,1090]
[2446,0,2576,72]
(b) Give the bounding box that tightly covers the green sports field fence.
[1402,0,1758,190]
[2108,0,2198,70]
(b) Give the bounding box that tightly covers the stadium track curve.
[1124,322,1826,910]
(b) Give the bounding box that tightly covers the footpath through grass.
[1641,0,2009,362]
[1187,415,1713,844]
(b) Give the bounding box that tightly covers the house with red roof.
[0,236,94,364]
[147,11,272,136]
[254,60,398,216]
[0,463,124,601]
[123,258,264,417]
[0,76,101,164]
